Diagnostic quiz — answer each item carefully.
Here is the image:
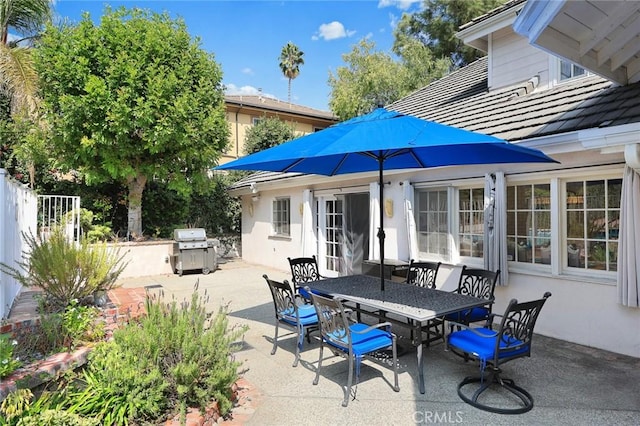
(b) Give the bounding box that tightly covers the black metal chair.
[263,274,318,367]
[445,266,500,328]
[447,292,552,414]
[404,260,443,345]
[309,290,400,407]
[288,255,323,301]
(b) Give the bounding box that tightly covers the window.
[272,198,290,236]
[507,184,551,265]
[415,188,450,260]
[560,60,586,81]
[565,178,621,271]
[252,117,263,125]
[324,199,343,272]
[458,188,484,258]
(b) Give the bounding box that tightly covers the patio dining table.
[306,274,489,394]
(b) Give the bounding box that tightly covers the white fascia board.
[513,0,566,43]
[578,122,640,150]
[456,3,525,50]
[516,123,640,155]
[517,131,583,155]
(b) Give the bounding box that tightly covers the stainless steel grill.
[172,228,217,276]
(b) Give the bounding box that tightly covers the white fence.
[0,170,37,319]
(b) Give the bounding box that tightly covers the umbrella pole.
[378,158,385,291]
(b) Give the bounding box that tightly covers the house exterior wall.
[222,99,336,166]
[237,154,640,358]
[490,27,550,90]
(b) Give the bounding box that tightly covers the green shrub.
[14,299,103,358]
[113,290,248,419]
[17,410,99,426]
[0,389,67,426]
[0,227,128,310]
[63,342,168,425]
[0,334,21,379]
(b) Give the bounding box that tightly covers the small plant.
[0,227,129,310]
[0,334,21,379]
[62,300,102,350]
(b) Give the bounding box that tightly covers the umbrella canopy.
[217,107,558,290]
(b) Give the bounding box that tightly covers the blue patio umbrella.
[216,108,557,290]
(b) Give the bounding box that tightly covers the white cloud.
[224,84,277,100]
[241,67,254,75]
[378,0,421,11]
[313,21,355,41]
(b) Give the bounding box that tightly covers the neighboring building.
[227,0,640,357]
[222,95,337,165]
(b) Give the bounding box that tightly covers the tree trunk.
[288,78,291,104]
[126,173,147,240]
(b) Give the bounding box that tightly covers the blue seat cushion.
[448,327,530,362]
[280,304,318,326]
[445,306,490,323]
[298,287,312,300]
[326,323,392,356]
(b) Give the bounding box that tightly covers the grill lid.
[174,228,207,242]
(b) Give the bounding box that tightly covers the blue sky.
[52,1,424,111]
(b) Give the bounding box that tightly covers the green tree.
[34,7,229,238]
[279,42,304,104]
[328,39,448,121]
[394,0,506,68]
[243,116,295,155]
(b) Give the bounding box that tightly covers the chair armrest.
[351,321,394,335]
[447,320,498,338]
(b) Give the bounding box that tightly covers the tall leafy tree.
[244,116,295,155]
[328,39,448,121]
[0,0,51,117]
[34,7,230,238]
[279,42,304,104]
[394,0,506,68]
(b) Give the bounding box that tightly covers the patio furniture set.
[263,256,551,413]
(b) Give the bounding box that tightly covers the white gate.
[37,195,81,243]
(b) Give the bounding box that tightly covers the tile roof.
[225,95,336,120]
[389,56,640,141]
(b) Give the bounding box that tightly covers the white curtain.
[301,189,315,257]
[369,182,380,260]
[484,172,508,285]
[617,166,640,307]
[403,180,419,261]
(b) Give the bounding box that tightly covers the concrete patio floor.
[117,258,640,425]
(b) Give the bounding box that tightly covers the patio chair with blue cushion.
[309,290,400,407]
[263,274,318,367]
[288,255,324,301]
[447,292,551,414]
[445,266,500,329]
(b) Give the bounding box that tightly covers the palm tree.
[279,42,304,104]
[0,0,51,116]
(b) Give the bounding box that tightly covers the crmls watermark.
[413,410,464,424]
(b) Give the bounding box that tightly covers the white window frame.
[414,186,454,263]
[271,197,290,237]
[457,186,485,262]
[506,166,622,284]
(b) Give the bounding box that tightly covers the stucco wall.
[107,241,174,278]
